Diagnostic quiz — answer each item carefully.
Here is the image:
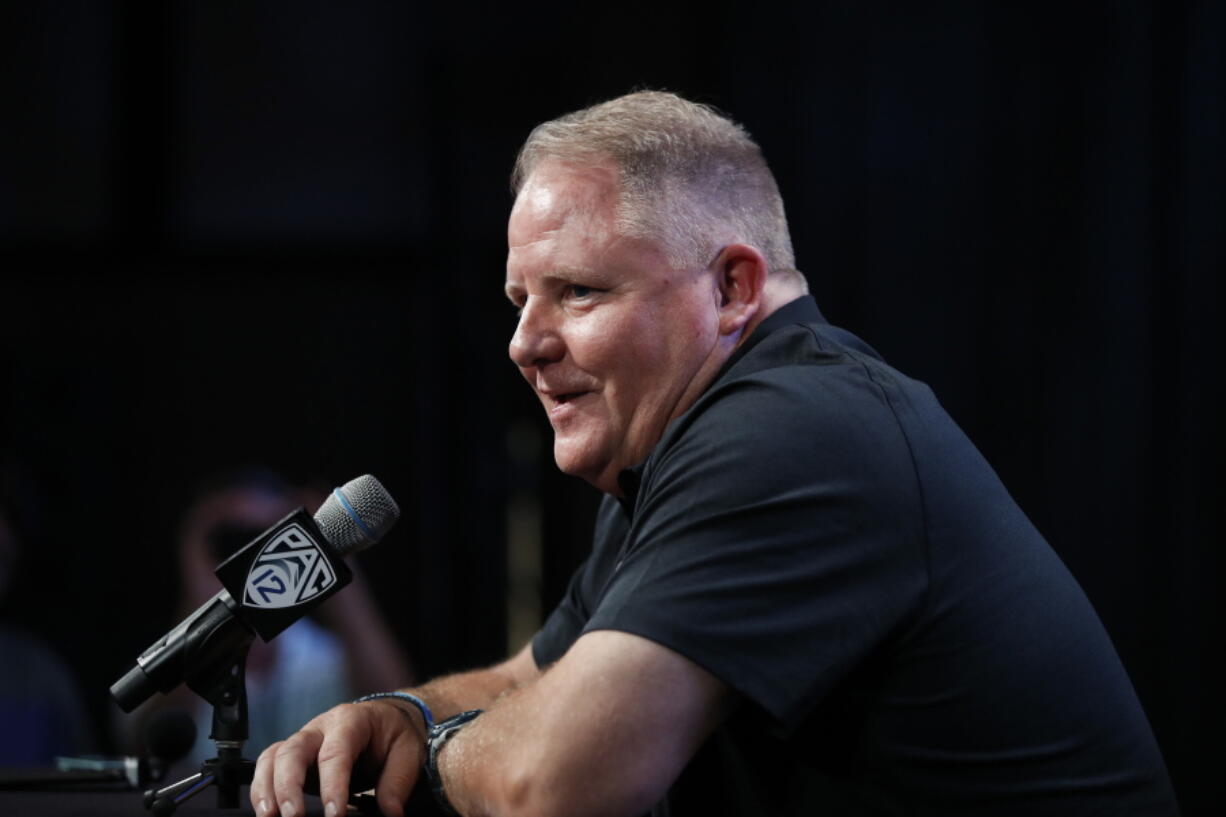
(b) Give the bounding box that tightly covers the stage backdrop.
[1,2,1221,812]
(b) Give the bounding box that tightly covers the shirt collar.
[714,295,823,381]
[615,295,823,506]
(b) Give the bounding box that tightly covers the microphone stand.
[113,496,381,814]
[143,630,256,815]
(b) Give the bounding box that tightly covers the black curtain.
[1,2,1221,812]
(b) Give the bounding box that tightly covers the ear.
[711,243,768,337]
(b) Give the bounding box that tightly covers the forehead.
[509,161,620,245]
[506,160,677,294]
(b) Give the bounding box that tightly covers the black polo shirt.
[533,296,1178,816]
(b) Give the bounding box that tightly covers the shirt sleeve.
[532,561,589,669]
[582,364,929,730]
[532,495,628,669]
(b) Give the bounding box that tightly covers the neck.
[739,274,806,345]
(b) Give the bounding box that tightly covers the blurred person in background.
[0,505,94,765]
[116,469,412,764]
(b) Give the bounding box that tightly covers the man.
[251,92,1178,817]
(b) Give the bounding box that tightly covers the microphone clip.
[143,650,254,816]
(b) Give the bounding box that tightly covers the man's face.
[506,161,724,495]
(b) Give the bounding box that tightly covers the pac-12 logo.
[242,524,337,609]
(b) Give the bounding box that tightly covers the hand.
[250,699,427,817]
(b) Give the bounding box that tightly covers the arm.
[250,642,540,817]
[252,630,730,817]
[440,630,732,817]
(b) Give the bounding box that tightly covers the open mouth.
[554,392,586,405]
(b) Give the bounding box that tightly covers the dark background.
[1,1,1221,812]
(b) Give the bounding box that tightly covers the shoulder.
[649,335,918,499]
[623,322,933,560]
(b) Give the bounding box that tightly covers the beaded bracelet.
[353,691,435,730]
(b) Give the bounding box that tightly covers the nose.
[508,297,565,369]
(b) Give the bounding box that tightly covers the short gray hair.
[511,91,797,275]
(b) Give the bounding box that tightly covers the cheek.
[567,311,651,371]
[658,299,717,371]
[683,308,714,347]
[568,294,714,399]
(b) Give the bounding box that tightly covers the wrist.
[353,691,434,740]
[425,709,484,816]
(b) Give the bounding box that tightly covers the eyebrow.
[504,270,603,302]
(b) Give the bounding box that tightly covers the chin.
[552,438,609,487]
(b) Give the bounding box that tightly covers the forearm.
[433,685,537,817]
[398,658,527,724]
[432,632,730,817]
[437,682,668,817]
[250,644,541,817]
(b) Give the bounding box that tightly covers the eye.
[565,284,598,299]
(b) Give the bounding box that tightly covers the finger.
[250,741,284,817]
[315,706,371,817]
[271,727,325,817]
[374,729,425,817]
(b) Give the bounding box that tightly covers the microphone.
[110,475,400,714]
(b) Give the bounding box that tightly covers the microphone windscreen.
[145,708,197,763]
[314,475,400,556]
